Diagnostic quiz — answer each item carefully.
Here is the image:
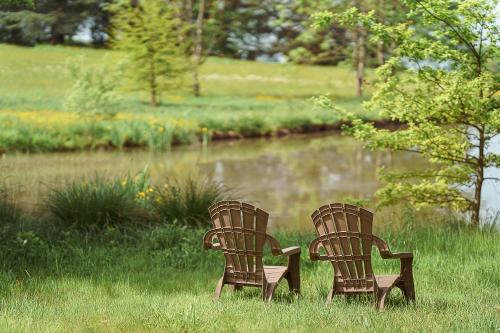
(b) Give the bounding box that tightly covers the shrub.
[45,175,150,232]
[151,176,226,228]
[64,57,121,121]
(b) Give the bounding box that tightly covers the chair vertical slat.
[230,207,248,276]
[346,207,365,283]
[333,209,357,286]
[221,206,241,274]
[360,208,374,287]
[242,207,255,281]
[254,207,268,279]
[341,206,359,287]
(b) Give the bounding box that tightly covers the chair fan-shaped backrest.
[209,201,269,285]
[311,203,375,291]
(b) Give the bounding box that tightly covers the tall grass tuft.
[152,176,226,228]
[45,176,150,232]
[0,185,20,225]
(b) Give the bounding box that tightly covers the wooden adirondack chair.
[203,201,301,302]
[309,203,415,310]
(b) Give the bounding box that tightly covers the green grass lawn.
[0,44,377,152]
[0,44,370,111]
[0,223,498,332]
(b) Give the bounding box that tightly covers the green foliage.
[45,175,151,232]
[108,0,188,106]
[0,0,34,6]
[315,0,500,226]
[64,57,121,120]
[0,10,50,45]
[152,176,226,228]
[0,0,107,45]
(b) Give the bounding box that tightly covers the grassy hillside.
[0,44,377,152]
[0,44,370,110]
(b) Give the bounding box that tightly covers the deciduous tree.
[314,0,500,226]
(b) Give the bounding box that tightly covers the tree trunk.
[377,42,384,66]
[50,33,64,45]
[353,0,365,97]
[192,0,205,97]
[376,0,385,66]
[354,29,365,97]
[150,57,158,106]
[471,127,485,227]
[50,8,65,45]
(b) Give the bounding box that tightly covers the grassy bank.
[0,44,378,153]
[0,220,498,332]
[0,176,498,332]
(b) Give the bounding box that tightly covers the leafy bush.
[64,57,121,120]
[45,175,150,232]
[151,177,226,228]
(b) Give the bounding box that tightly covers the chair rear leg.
[213,277,225,301]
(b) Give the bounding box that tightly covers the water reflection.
[2,132,498,230]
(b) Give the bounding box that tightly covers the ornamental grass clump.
[152,177,226,228]
[46,175,150,232]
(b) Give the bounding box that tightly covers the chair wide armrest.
[309,237,329,261]
[373,235,413,259]
[266,234,284,256]
[203,229,221,250]
[281,246,301,256]
[390,252,413,259]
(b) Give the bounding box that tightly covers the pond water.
[2,132,499,230]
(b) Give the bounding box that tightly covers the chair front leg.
[285,252,301,294]
[213,276,225,301]
[400,257,415,303]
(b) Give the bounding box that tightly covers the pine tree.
[109,0,188,106]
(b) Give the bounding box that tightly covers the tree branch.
[414,0,480,61]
